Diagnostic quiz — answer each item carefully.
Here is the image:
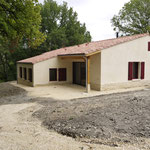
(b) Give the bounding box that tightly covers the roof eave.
[17,62,33,64]
[58,53,86,57]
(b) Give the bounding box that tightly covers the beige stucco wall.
[90,53,101,91]
[33,57,73,86]
[17,63,33,86]
[101,35,150,90]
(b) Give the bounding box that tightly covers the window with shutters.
[59,68,67,81]
[148,42,150,51]
[49,68,57,81]
[128,62,145,80]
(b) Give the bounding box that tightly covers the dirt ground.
[1,82,150,150]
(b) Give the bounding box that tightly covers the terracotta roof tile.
[18,33,149,64]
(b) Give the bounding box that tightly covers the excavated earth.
[1,82,150,149]
[34,88,150,148]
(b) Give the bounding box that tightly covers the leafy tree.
[40,0,91,51]
[0,0,45,81]
[111,0,150,35]
[0,0,91,82]
[0,0,45,50]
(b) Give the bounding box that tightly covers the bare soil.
[1,82,150,150]
[34,89,150,149]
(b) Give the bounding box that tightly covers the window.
[49,69,57,81]
[59,68,66,81]
[128,62,145,80]
[24,68,27,80]
[148,42,150,51]
[19,67,22,78]
[28,68,33,82]
[132,62,139,79]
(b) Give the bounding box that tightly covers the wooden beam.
[60,56,85,61]
[87,57,90,84]
[86,50,101,57]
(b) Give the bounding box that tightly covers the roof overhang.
[58,53,85,57]
[58,50,101,58]
[17,62,33,64]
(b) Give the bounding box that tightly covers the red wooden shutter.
[59,68,66,81]
[148,42,150,51]
[128,62,133,80]
[141,62,145,79]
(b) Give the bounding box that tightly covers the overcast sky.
[39,0,130,41]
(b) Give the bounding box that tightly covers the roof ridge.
[92,33,149,44]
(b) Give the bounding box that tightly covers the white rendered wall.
[101,36,150,86]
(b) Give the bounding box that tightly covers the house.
[17,33,150,92]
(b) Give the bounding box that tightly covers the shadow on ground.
[0,82,60,106]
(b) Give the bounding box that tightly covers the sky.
[39,0,130,41]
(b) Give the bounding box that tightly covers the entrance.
[73,62,86,86]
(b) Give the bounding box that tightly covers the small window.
[148,42,150,51]
[28,68,33,82]
[59,68,66,81]
[24,68,27,80]
[49,69,57,81]
[132,62,139,79]
[128,62,145,80]
[19,67,22,78]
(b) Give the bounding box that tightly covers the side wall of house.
[90,53,101,91]
[101,36,150,90]
[17,63,33,86]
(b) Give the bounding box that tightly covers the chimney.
[116,32,119,38]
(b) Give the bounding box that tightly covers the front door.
[73,62,86,86]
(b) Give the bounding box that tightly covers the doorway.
[73,62,86,86]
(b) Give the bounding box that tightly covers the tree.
[0,0,91,82]
[40,0,91,51]
[0,0,45,50]
[111,0,150,35]
[0,0,45,81]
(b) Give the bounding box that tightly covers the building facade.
[17,33,150,91]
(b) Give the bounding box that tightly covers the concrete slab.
[11,81,150,100]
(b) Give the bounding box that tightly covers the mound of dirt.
[0,82,26,98]
[33,89,150,147]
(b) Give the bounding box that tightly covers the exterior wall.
[17,63,33,86]
[21,53,102,91]
[33,57,73,86]
[101,36,150,90]
[90,53,101,91]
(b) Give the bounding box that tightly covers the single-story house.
[17,33,150,92]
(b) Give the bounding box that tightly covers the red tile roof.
[18,33,149,64]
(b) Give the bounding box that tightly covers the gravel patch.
[33,89,150,147]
